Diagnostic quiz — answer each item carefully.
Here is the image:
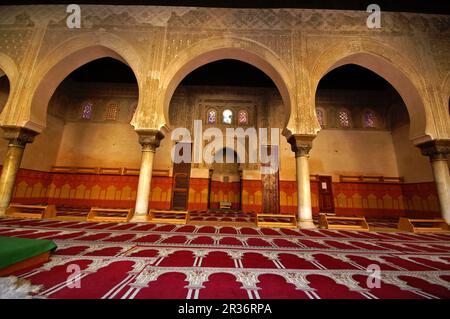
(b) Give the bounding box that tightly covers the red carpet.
[0,216,449,299]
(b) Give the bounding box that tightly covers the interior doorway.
[317,175,334,214]
[208,148,241,210]
[171,142,192,210]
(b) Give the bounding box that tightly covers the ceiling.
[68,57,393,91]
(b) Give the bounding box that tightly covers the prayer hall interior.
[0,1,449,300]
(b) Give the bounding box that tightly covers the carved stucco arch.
[158,36,295,131]
[310,40,433,144]
[442,72,450,103]
[25,32,143,133]
[0,52,19,120]
[439,72,450,140]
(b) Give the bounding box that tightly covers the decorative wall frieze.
[1,5,448,34]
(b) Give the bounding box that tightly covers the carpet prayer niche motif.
[0,216,449,299]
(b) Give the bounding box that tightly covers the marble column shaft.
[132,129,164,222]
[287,134,316,229]
[0,127,37,216]
[418,140,450,223]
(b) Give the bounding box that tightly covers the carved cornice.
[287,134,316,157]
[0,6,448,35]
[2,127,38,148]
[418,139,450,161]
[136,129,164,151]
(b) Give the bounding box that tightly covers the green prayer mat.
[0,236,57,269]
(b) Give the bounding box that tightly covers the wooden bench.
[6,204,56,220]
[149,210,190,225]
[87,207,134,223]
[256,213,297,228]
[319,215,369,231]
[398,217,449,233]
[219,201,232,209]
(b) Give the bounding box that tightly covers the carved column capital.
[2,127,38,148]
[287,134,316,157]
[417,139,450,161]
[136,129,164,152]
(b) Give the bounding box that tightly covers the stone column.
[287,134,316,229]
[0,127,37,216]
[131,129,164,222]
[418,140,450,223]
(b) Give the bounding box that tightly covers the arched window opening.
[105,103,120,121]
[338,109,351,128]
[81,102,93,120]
[238,109,248,125]
[207,108,218,124]
[316,108,325,127]
[364,110,377,128]
[223,109,233,124]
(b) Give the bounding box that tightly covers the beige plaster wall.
[391,123,434,182]
[307,129,399,181]
[0,114,66,171]
[0,114,64,171]
[55,122,141,168]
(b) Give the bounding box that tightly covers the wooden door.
[171,143,191,210]
[261,145,280,214]
[318,175,334,213]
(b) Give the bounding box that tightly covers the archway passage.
[312,64,439,220]
[0,71,10,114]
[0,70,11,169]
[168,58,286,225]
[209,147,242,211]
[9,57,142,218]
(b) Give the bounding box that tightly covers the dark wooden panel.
[318,175,334,213]
[171,143,192,211]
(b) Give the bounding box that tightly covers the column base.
[298,219,316,229]
[129,214,149,223]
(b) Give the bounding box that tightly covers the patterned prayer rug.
[0,217,448,299]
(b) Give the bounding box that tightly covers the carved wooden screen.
[261,145,280,214]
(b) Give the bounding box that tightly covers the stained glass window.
[338,109,351,128]
[207,109,217,124]
[105,104,119,121]
[364,110,377,128]
[223,109,232,124]
[81,102,93,120]
[316,108,325,127]
[238,110,248,124]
